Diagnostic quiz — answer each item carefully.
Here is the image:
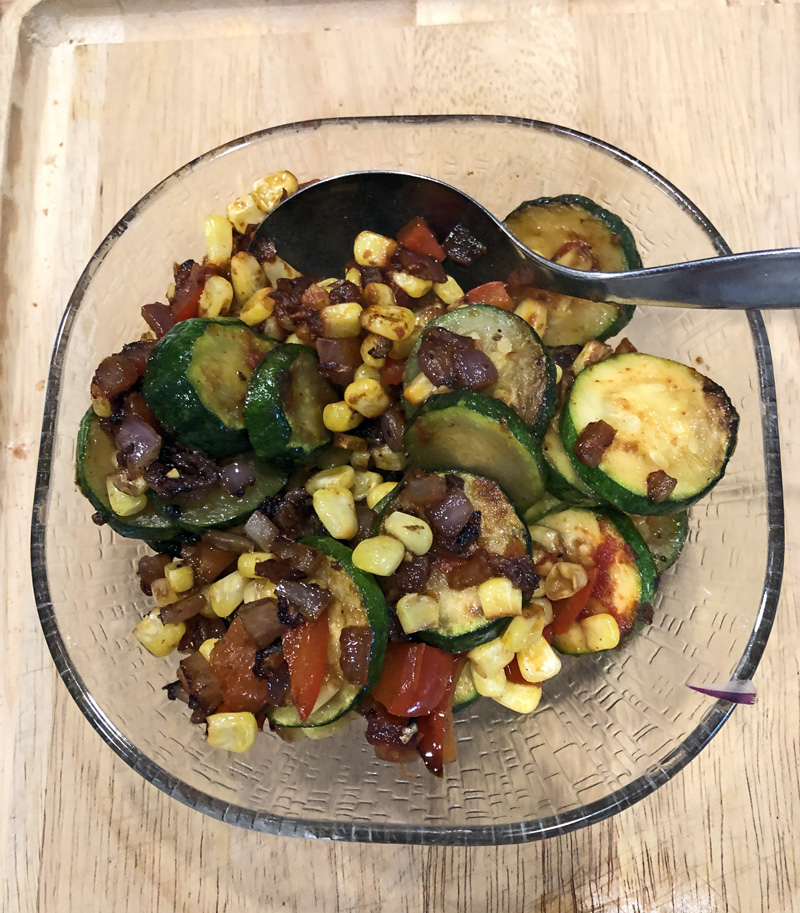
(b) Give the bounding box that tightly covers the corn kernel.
[350,450,372,472]
[196,584,216,618]
[354,230,397,268]
[305,465,356,494]
[204,214,233,266]
[105,476,147,517]
[391,270,433,298]
[237,552,273,578]
[321,301,363,338]
[363,282,397,309]
[495,680,542,714]
[354,363,382,383]
[352,470,383,501]
[389,327,421,359]
[352,535,405,576]
[501,613,545,653]
[226,193,265,234]
[262,255,301,285]
[110,469,148,496]
[572,339,614,375]
[91,393,113,417]
[471,666,507,698]
[133,610,186,657]
[165,282,176,300]
[252,170,299,212]
[361,333,388,368]
[206,711,258,753]
[385,511,433,555]
[527,524,564,553]
[312,487,359,539]
[344,378,391,418]
[478,577,523,620]
[514,298,548,339]
[198,274,234,318]
[164,561,195,594]
[404,372,439,407]
[243,578,276,603]
[544,562,589,601]
[345,266,362,287]
[366,480,398,510]
[517,636,563,683]
[208,570,247,618]
[371,444,407,472]
[396,592,440,633]
[433,274,464,305]
[360,303,416,342]
[529,596,554,624]
[198,637,220,662]
[581,613,621,651]
[468,638,514,678]
[322,400,363,433]
[230,252,267,310]
[240,287,275,326]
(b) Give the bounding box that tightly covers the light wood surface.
[2,1,799,910]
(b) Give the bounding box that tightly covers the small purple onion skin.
[686,681,757,705]
[220,461,256,496]
[116,416,162,471]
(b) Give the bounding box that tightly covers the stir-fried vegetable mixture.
[77,171,739,776]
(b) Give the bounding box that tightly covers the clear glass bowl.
[31,115,784,844]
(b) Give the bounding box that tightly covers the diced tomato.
[542,624,554,645]
[372,642,453,718]
[504,656,528,685]
[551,567,599,635]
[380,357,406,387]
[416,655,465,777]
[465,281,514,311]
[208,617,271,713]
[282,609,330,722]
[396,217,446,262]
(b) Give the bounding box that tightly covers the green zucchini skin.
[267,536,388,728]
[402,304,556,437]
[561,353,739,516]
[75,409,181,545]
[629,511,688,572]
[417,621,510,655]
[404,390,548,513]
[452,663,480,713]
[541,408,601,503]
[244,344,336,467]
[143,318,274,459]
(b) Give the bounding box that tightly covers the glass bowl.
[31,115,784,845]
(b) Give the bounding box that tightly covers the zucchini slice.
[267,537,388,728]
[377,471,532,654]
[75,410,181,545]
[143,318,275,459]
[452,663,480,713]
[504,195,641,346]
[629,512,688,571]
[536,507,657,650]
[541,408,600,503]
[152,452,286,532]
[403,304,556,435]
[561,353,739,515]
[404,390,548,513]
[244,344,337,466]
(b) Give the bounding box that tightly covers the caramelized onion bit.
[115,416,162,472]
[328,279,362,304]
[253,649,290,705]
[361,699,420,763]
[442,223,487,265]
[141,302,176,338]
[316,336,362,386]
[339,626,373,685]
[391,247,447,283]
[181,542,237,584]
[417,326,496,391]
[238,598,288,648]
[274,580,333,621]
[254,559,305,583]
[380,407,406,452]
[404,470,448,509]
[178,652,223,721]
[137,553,171,595]
[200,529,253,554]
[91,353,140,399]
[427,483,475,537]
[270,541,324,575]
[454,347,498,390]
[144,445,218,498]
[161,591,207,625]
[646,469,677,503]
[573,420,617,468]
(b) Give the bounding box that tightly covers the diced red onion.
[244,510,279,550]
[161,591,207,625]
[141,302,176,338]
[270,541,324,574]
[316,336,362,385]
[404,470,448,509]
[91,353,140,398]
[454,347,498,390]
[686,679,757,705]
[274,580,333,620]
[237,598,287,649]
[380,407,406,453]
[200,529,253,554]
[181,542,237,584]
[427,486,475,537]
[137,554,171,595]
[116,416,162,471]
[220,461,255,496]
[339,626,373,685]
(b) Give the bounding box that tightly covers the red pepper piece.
[465,280,514,311]
[396,217,446,262]
[380,356,406,387]
[282,609,330,722]
[417,655,465,777]
[372,642,453,718]
[551,567,599,636]
[504,655,528,685]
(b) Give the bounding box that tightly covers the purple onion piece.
[115,416,162,471]
[427,487,475,537]
[454,347,498,390]
[220,461,255,496]
[686,679,757,705]
[243,510,279,550]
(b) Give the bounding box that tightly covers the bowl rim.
[30,113,785,845]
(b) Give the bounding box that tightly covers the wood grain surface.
[1,1,799,911]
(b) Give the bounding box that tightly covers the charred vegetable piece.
[630,511,688,571]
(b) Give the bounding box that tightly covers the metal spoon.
[252,170,800,309]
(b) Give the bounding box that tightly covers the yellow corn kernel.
[572,339,614,375]
[527,524,564,553]
[237,552,274,579]
[208,570,248,618]
[230,252,267,310]
[206,711,258,753]
[354,230,397,268]
[240,287,275,326]
[198,637,220,662]
[91,392,113,417]
[321,301,363,338]
[243,578,276,603]
[553,621,588,654]
[517,636,563,683]
[360,303,416,342]
[350,450,372,472]
[403,372,438,407]
[396,592,440,634]
[514,298,549,339]
[385,511,433,555]
[478,577,523,620]
[305,464,356,494]
[196,585,216,618]
[363,282,396,309]
[198,274,234,318]
[389,328,420,359]
[344,377,391,419]
[165,282,176,300]
[226,193,265,234]
[164,561,194,594]
[322,401,363,433]
[501,613,545,654]
[316,278,340,291]
[354,363,382,383]
[371,444,407,472]
[468,638,515,678]
[133,610,186,657]
[581,613,621,652]
[105,477,147,517]
[166,468,181,480]
[495,680,542,714]
[528,596,554,625]
[284,333,303,345]
[345,266,362,287]
[312,487,359,540]
[204,214,233,266]
[252,170,299,212]
[262,255,301,285]
[432,274,464,305]
[471,666,507,698]
[110,469,148,497]
[391,270,433,298]
[352,535,405,576]
[361,333,388,368]
[352,470,383,502]
[555,364,563,384]
[366,480,398,510]
[544,562,589,601]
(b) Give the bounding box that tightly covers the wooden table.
[2,1,798,910]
